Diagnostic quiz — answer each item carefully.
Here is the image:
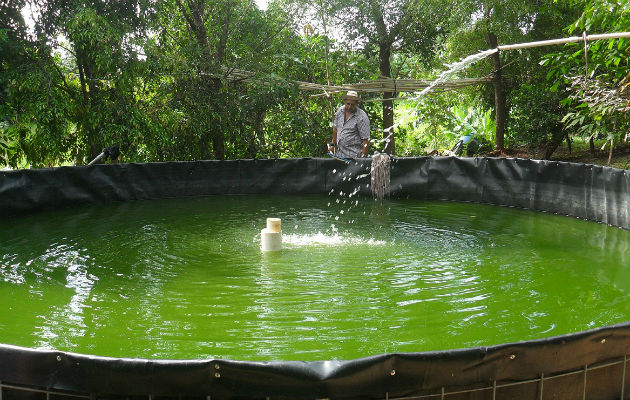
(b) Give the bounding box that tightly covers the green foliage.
[542,0,630,150]
[396,100,453,156]
[4,0,630,167]
[440,0,580,150]
[508,82,565,147]
[144,0,324,160]
[0,0,162,167]
[1,1,77,167]
[396,94,495,155]
[443,105,495,143]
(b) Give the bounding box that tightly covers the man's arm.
[328,127,338,153]
[361,139,369,157]
[358,110,370,157]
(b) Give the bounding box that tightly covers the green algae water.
[1,195,628,361]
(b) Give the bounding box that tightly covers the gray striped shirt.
[333,105,370,158]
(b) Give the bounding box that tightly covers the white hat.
[342,90,360,101]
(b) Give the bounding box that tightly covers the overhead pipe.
[496,31,630,52]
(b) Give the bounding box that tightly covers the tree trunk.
[212,128,225,160]
[589,137,596,156]
[179,0,227,160]
[486,32,506,151]
[245,111,266,159]
[198,125,214,160]
[210,80,225,160]
[543,124,564,159]
[379,41,395,155]
[254,110,266,155]
[77,62,88,105]
[77,58,101,162]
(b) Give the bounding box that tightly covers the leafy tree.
[443,0,579,151]
[1,0,160,166]
[1,0,77,167]
[66,7,152,161]
[543,0,630,160]
[148,0,309,160]
[8,0,624,167]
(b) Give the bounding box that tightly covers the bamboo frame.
[208,31,630,101]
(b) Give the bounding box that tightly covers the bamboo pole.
[497,31,630,51]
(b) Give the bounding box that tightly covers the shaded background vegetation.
[1,0,629,168]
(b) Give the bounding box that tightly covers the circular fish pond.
[2,194,628,361]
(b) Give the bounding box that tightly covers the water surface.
[1,195,628,361]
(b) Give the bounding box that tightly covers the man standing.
[328,91,370,158]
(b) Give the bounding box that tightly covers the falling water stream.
[376,48,499,148]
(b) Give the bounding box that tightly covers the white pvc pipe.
[87,152,105,166]
[497,31,630,51]
[261,218,282,251]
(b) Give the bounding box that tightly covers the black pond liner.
[0,157,629,400]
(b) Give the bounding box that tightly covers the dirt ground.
[484,144,630,170]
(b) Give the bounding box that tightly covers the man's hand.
[360,139,370,157]
[327,142,335,153]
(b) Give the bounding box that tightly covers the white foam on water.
[283,232,387,247]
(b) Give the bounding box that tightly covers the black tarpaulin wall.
[0,157,629,399]
[1,157,629,230]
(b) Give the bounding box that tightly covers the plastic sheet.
[1,157,628,230]
[1,157,629,399]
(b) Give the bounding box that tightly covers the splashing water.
[283,232,386,247]
[371,153,391,201]
[370,52,500,198]
[413,48,498,102]
[379,48,500,148]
